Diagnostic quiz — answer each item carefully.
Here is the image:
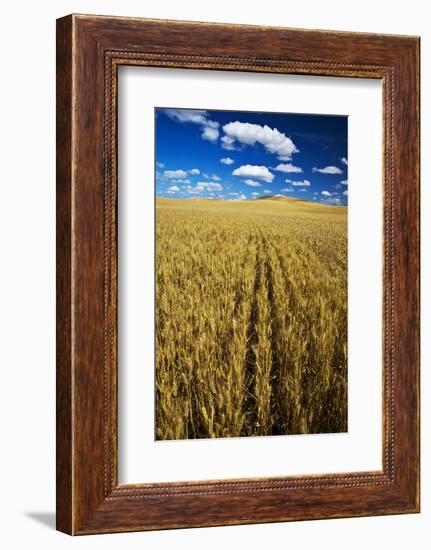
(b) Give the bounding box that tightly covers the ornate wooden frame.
[56,14,420,535]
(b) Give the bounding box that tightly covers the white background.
[0,1,428,548]
[118,67,382,483]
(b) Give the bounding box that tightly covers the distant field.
[155,197,347,440]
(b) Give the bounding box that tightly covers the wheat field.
[155,196,347,440]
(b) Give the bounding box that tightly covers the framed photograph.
[56,14,420,535]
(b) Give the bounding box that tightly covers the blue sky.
[155,108,348,205]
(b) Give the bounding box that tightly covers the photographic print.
[155,107,348,441]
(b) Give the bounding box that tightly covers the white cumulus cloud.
[164,108,220,144]
[321,190,332,196]
[165,109,209,125]
[323,197,341,205]
[201,182,223,191]
[164,169,188,179]
[185,187,199,194]
[232,164,274,183]
[186,182,223,194]
[340,179,348,185]
[281,187,294,192]
[164,168,202,179]
[171,178,191,184]
[220,157,234,165]
[221,136,236,150]
[291,179,311,187]
[341,157,348,165]
[244,179,262,187]
[167,185,180,193]
[222,121,299,160]
[275,163,303,173]
[312,166,343,174]
[201,126,219,142]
